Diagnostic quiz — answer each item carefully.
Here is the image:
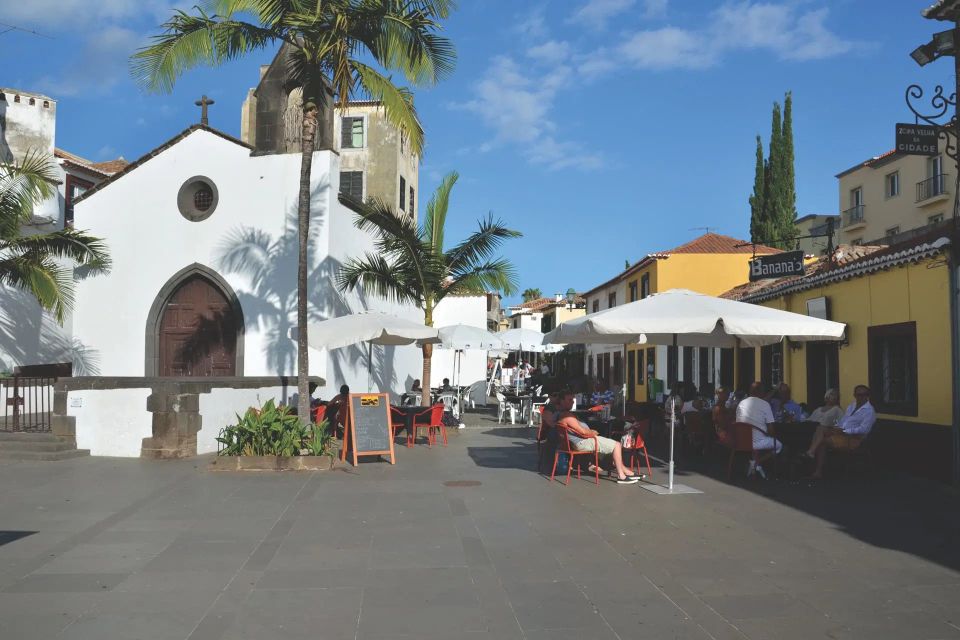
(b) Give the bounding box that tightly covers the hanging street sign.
[895,123,939,156]
[749,251,805,282]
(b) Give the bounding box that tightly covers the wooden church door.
[158,275,238,377]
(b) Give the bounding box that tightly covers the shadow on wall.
[0,287,101,374]
[216,179,396,393]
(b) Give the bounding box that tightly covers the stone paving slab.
[0,421,959,639]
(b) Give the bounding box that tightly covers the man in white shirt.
[735,381,782,477]
[805,385,876,479]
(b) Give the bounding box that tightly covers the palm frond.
[205,0,303,28]
[337,252,421,306]
[0,150,58,236]
[216,226,274,286]
[447,257,519,298]
[3,228,111,273]
[0,253,74,323]
[130,8,278,93]
[375,5,457,86]
[423,170,457,257]
[350,61,424,156]
[445,213,522,275]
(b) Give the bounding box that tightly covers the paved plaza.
[1,420,959,640]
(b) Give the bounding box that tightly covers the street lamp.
[565,288,577,309]
[911,29,956,66]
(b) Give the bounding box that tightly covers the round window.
[177,176,219,221]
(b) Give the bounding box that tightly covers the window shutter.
[409,187,415,215]
[341,118,353,148]
[400,176,406,210]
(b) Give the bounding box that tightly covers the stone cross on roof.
[194,95,215,125]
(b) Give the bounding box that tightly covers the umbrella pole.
[621,344,628,418]
[669,333,677,491]
[368,342,373,391]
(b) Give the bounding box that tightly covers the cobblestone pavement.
[1,421,959,639]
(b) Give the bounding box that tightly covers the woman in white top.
[808,388,843,427]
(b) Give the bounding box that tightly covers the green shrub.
[216,399,333,457]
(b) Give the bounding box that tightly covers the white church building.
[1,55,488,458]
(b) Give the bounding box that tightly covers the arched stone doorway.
[145,264,244,377]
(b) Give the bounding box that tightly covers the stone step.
[0,440,76,453]
[0,448,90,461]
[0,431,60,442]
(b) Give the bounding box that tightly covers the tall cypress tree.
[780,92,797,242]
[749,135,765,243]
[766,101,787,248]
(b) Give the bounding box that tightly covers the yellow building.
[581,233,779,401]
[723,229,955,480]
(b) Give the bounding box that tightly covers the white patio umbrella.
[435,324,503,409]
[294,311,440,391]
[544,289,846,494]
[497,327,547,351]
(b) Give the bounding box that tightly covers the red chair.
[626,419,653,479]
[550,424,599,486]
[313,404,327,426]
[411,404,446,447]
[726,422,778,480]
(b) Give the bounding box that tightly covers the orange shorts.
[826,432,863,452]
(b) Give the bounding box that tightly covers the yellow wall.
[758,257,951,426]
[623,254,757,402]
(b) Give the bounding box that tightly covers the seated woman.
[712,386,734,446]
[325,384,350,438]
[808,388,843,427]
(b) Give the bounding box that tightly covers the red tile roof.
[835,149,900,178]
[54,148,127,177]
[514,295,585,312]
[667,232,780,255]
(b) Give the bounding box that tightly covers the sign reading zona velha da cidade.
[895,123,939,156]
[749,251,805,281]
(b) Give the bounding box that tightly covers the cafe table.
[768,420,819,454]
[390,405,433,447]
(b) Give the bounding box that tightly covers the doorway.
[806,342,839,407]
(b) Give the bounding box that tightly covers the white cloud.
[526,40,572,65]
[513,6,549,40]
[569,0,636,29]
[453,56,602,171]
[2,0,181,30]
[36,26,143,96]
[580,2,859,75]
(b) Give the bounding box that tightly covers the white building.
[0,88,125,374]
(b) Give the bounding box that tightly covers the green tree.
[1,152,110,323]
[749,135,765,243]
[779,91,798,242]
[337,171,520,392]
[133,0,456,418]
[521,288,542,302]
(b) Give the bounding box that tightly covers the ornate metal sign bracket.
[906,83,959,163]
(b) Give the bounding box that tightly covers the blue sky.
[0,0,950,305]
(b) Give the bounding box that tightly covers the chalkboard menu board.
[342,393,395,466]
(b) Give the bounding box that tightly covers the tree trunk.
[420,305,434,398]
[296,101,319,422]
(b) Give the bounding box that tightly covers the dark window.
[719,348,734,388]
[667,345,678,387]
[629,282,638,302]
[400,175,406,211]
[738,347,755,392]
[193,184,214,211]
[588,354,594,379]
[339,171,363,200]
[682,347,693,386]
[613,352,622,387]
[592,300,599,313]
[608,292,616,308]
[637,349,645,384]
[341,117,363,148]
[64,174,93,227]
[640,273,650,299]
[760,342,783,387]
[869,322,918,416]
[409,186,415,216]
[627,350,636,400]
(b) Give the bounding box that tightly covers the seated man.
[287,382,319,416]
[325,384,350,438]
[804,385,875,479]
[440,378,454,393]
[735,381,783,478]
[555,391,642,484]
[773,382,805,421]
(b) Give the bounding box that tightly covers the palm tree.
[0,152,110,323]
[337,171,520,392]
[132,0,456,417]
[521,288,542,303]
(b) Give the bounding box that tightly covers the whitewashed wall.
[68,388,152,457]
[432,295,488,388]
[198,385,294,454]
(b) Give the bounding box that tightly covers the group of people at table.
[538,379,876,485]
[668,380,876,480]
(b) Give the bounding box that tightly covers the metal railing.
[1,376,56,432]
[842,204,866,227]
[916,173,949,202]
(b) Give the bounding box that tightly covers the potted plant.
[212,399,335,471]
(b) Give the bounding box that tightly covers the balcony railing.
[916,173,950,202]
[842,204,865,228]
